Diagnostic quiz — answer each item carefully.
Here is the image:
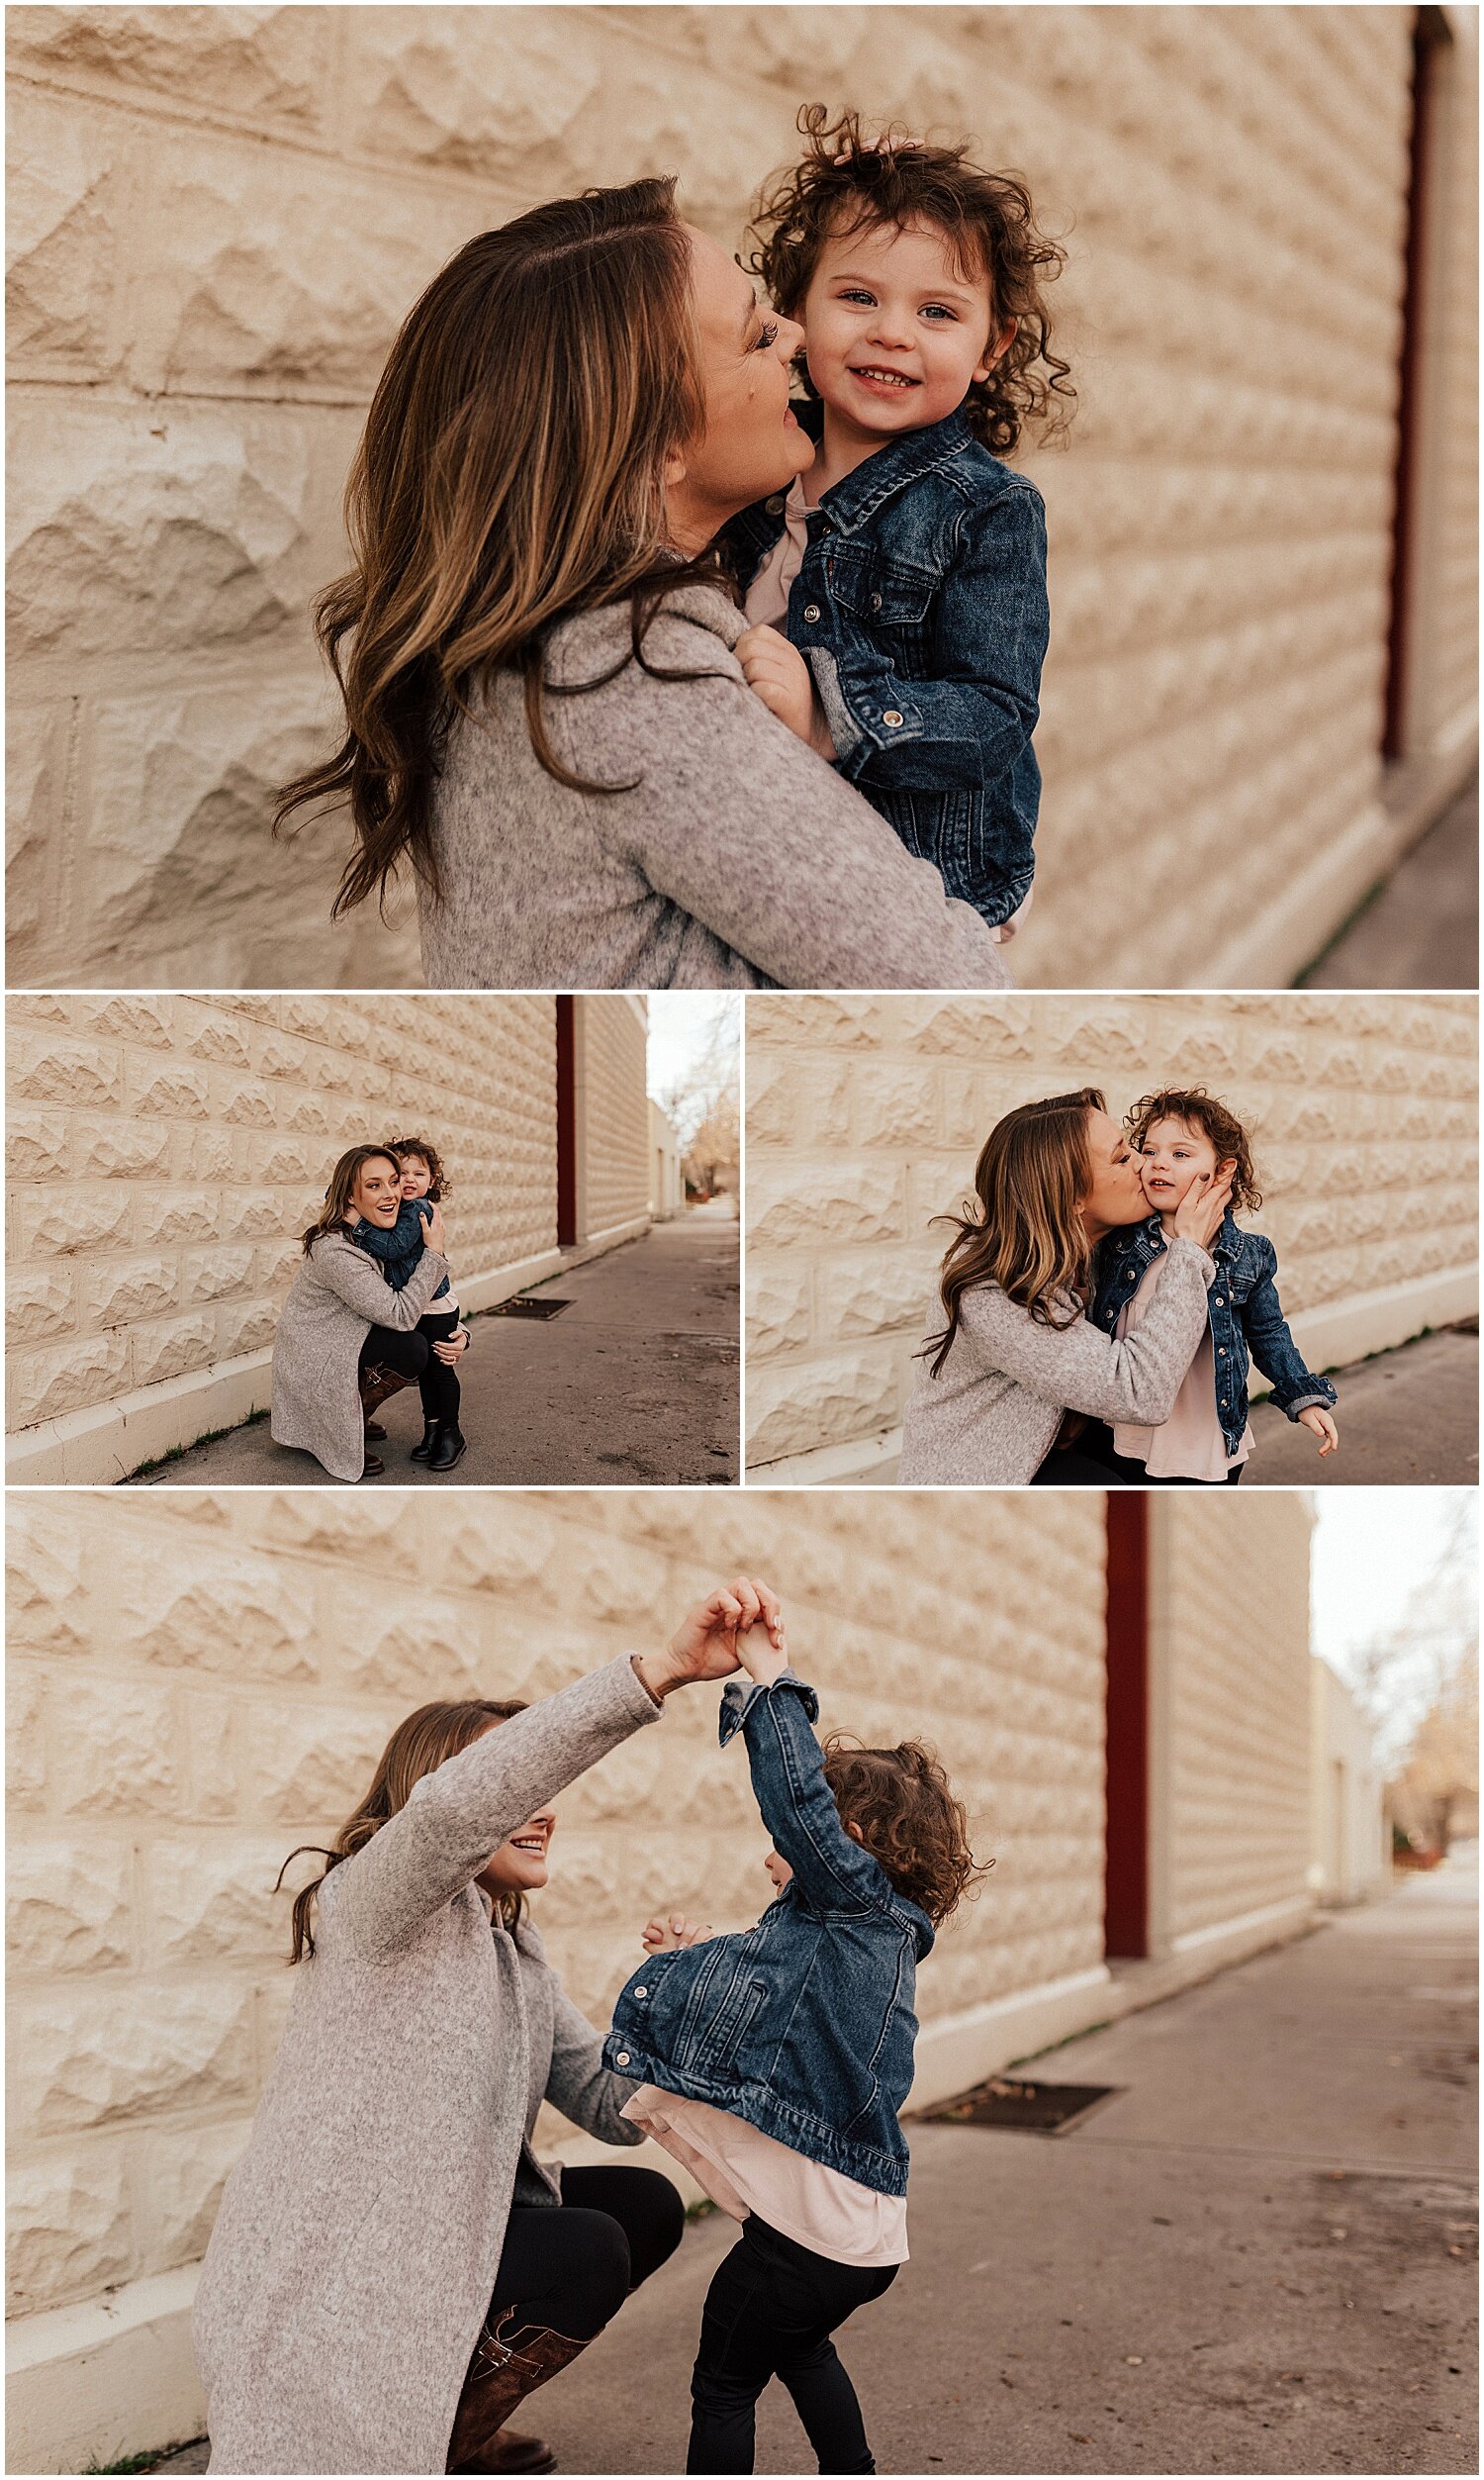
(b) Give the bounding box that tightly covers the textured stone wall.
[5,992,651,1440]
[7,6,1475,991]
[744,992,1480,1472]
[1152,1494,1313,1946]
[5,1484,1109,2323]
[580,999,653,1238]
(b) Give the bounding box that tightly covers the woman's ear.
[663,447,688,490]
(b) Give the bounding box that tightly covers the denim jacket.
[603,1670,931,2198]
[724,399,1049,927]
[350,1196,449,1301]
[1089,1211,1337,1455]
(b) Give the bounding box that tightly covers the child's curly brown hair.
[744,104,1074,457]
[1124,1088,1262,1216]
[822,1734,990,1925]
[384,1134,451,1202]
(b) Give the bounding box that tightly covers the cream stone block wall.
[1310,1656,1389,1906]
[7,6,1477,990]
[744,992,1480,1478]
[6,1486,1109,2330]
[575,997,653,1240]
[6,992,651,1477]
[1149,1494,1314,1954]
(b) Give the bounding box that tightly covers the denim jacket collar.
[1107,1207,1243,1265]
[785,397,976,537]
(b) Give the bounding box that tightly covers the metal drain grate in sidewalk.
[487,1295,572,1320]
[923,2076,1121,2136]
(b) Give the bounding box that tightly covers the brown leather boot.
[445,2314,596,2474]
[359,1362,414,1422]
[479,2431,557,2474]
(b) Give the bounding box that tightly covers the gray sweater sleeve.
[331,1656,663,1959]
[543,1979,646,2147]
[960,1237,1215,1424]
[557,614,1012,992]
[312,1231,451,1331]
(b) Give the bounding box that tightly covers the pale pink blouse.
[621,2082,908,2267]
[1113,1248,1253,1481]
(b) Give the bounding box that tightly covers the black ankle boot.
[410,1420,439,1464]
[429,1421,467,1473]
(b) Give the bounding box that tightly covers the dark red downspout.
[1104,1496,1150,1958]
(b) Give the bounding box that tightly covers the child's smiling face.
[800,216,1005,437]
[1140,1116,1234,1214]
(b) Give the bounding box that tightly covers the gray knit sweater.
[193,1654,662,2475]
[897,1236,1215,1484]
[270,1228,451,1482]
[420,584,1013,991]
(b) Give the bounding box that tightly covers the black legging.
[489,2163,685,2341]
[689,2214,897,2475]
[356,1319,461,1424]
[1031,1420,1243,1486]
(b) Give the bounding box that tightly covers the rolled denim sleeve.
[1242,1244,1338,1418]
[720,1672,890,1916]
[814,486,1048,796]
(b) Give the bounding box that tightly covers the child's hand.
[421,1199,448,1255]
[652,1576,784,1693]
[1298,1406,1340,1457]
[641,1914,713,1953]
[736,624,825,749]
[732,1581,788,1688]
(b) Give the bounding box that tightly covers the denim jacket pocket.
[826,547,934,629]
[696,1973,768,2079]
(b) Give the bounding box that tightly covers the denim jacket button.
[882,710,904,727]
[870,591,882,611]
[633,1987,648,1999]
[615,2051,630,2067]
[802,603,821,623]
[765,495,785,514]
[1218,1347,1226,1355]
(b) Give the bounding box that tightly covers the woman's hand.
[1169,1169,1234,1255]
[641,1913,713,1953]
[431,1326,469,1366]
[1298,1406,1340,1457]
[737,623,834,755]
[421,1199,448,1255]
[633,1577,786,1701]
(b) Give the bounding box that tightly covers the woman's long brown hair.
[298,1146,403,1258]
[920,1088,1106,1378]
[274,177,732,920]
[277,1697,528,1962]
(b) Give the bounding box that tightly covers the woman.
[897,1088,1233,1485]
[275,180,1011,994]
[193,1577,783,2476]
[271,1146,468,1481]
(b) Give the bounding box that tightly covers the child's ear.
[973,320,1017,384]
[1216,1156,1238,1183]
[846,1821,865,1845]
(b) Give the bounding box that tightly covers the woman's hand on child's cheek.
[736,623,816,745]
[1299,1407,1340,1456]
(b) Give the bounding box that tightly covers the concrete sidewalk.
[129,1208,739,1487]
[1303,775,1479,991]
[1248,1322,1478,1485]
[139,1857,1479,2477]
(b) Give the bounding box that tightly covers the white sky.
[646,994,740,1104]
[1311,1490,1476,1685]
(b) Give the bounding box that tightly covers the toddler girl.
[1088,1087,1340,1483]
[351,1135,468,1472]
[726,106,1072,938]
[604,1584,982,2474]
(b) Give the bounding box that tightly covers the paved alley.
[1248,1323,1478,1485]
[1303,776,1479,991]
[528,1859,1478,2476]
[129,1208,739,1487]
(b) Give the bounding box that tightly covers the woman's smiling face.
[479,1803,557,1897]
[1140,1115,1232,1212]
[345,1154,404,1226]
[664,224,812,548]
